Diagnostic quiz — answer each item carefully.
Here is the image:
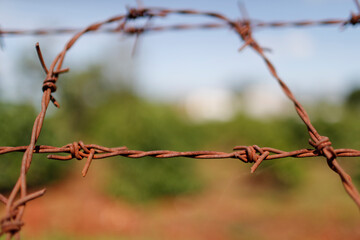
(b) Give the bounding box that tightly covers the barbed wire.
[0,1,360,239]
[1,142,360,176]
[0,12,359,37]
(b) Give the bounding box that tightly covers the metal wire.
[0,2,360,239]
[0,11,359,37]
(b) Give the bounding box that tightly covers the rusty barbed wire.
[0,13,359,37]
[0,24,225,36]
[1,142,360,175]
[0,1,360,239]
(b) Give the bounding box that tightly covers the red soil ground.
[2,159,360,240]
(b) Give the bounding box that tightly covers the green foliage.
[88,93,203,202]
[55,68,203,202]
[345,87,360,111]
[3,59,360,201]
[0,103,69,192]
[200,114,307,189]
[107,157,201,202]
[0,63,203,202]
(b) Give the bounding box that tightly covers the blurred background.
[1,0,360,239]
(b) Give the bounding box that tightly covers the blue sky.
[0,0,359,103]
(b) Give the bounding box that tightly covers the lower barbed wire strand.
[2,143,360,160]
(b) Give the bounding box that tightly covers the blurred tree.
[345,87,360,111]
[10,48,360,200]
[54,64,203,202]
[0,102,69,191]
[89,93,203,201]
[342,87,360,184]
[2,47,203,201]
[196,113,308,190]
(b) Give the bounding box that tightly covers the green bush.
[51,68,203,202]
[202,114,308,189]
[0,103,69,192]
[88,93,203,202]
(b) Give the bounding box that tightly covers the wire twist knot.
[1,220,23,236]
[347,13,360,25]
[69,142,83,160]
[244,145,260,163]
[234,145,262,162]
[127,8,150,19]
[309,136,336,160]
[237,21,252,38]
[42,77,57,93]
[234,145,269,173]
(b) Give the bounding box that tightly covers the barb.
[1,3,360,239]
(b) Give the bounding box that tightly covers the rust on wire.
[1,1,360,239]
[2,142,360,161]
[0,12,359,37]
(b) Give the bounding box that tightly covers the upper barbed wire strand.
[0,14,359,37]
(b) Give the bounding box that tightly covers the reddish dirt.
[2,160,360,240]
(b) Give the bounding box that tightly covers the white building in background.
[183,88,236,122]
[182,83,291,122]
[240,83,292,119]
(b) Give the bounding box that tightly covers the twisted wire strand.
[2,143,360,160]
[0,8,359,37]
[1,142,360,162]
